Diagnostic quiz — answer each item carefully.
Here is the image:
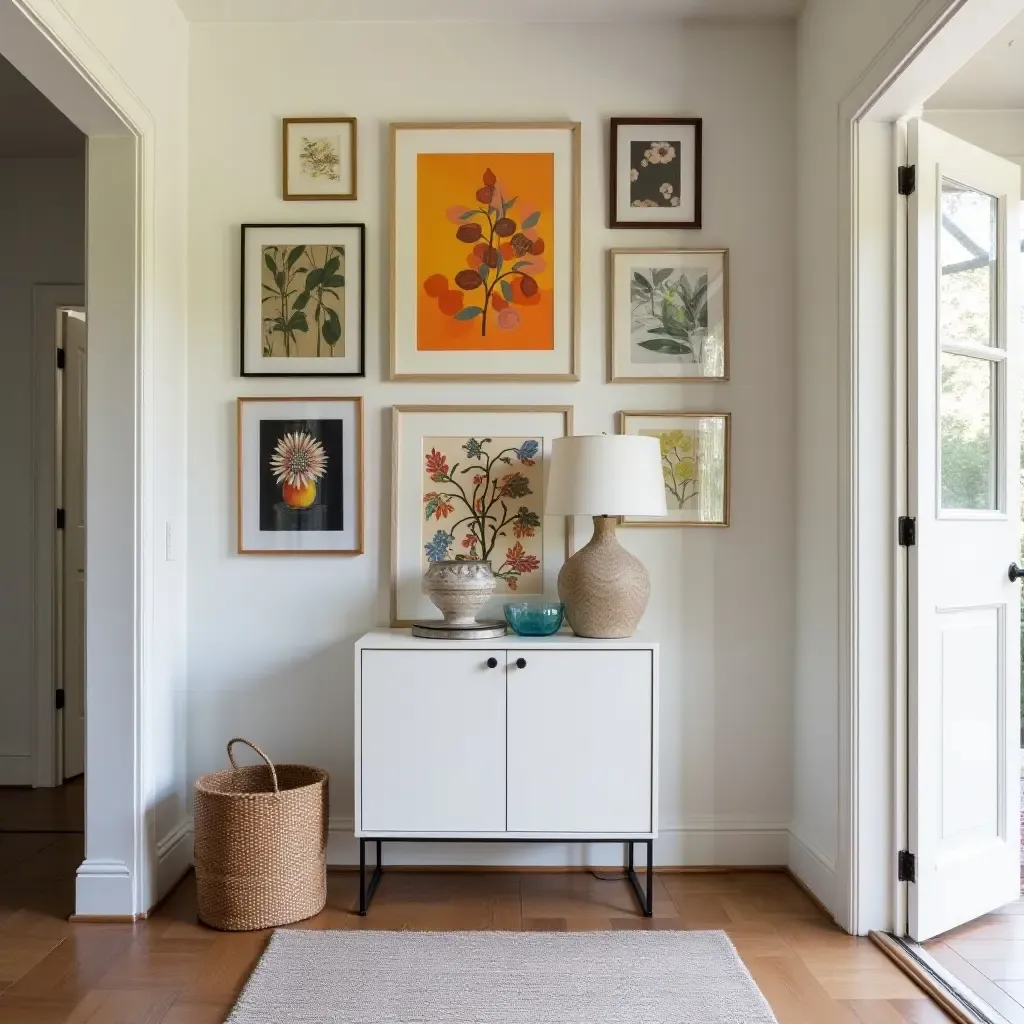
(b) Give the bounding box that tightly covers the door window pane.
[941,178,997,348]
[941,352,996,510]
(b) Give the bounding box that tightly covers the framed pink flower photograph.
[610,117,702,229]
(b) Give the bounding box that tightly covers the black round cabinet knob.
[516,657,527,669]
[486,657,498,669]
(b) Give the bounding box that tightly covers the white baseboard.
[75,858,133,917]
[0,754,32,786]
[326,817,789,868]
[156,818,192,900]
[177,815,789,871]
[788,828,837,914]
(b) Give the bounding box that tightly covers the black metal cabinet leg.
[358,838,366,915]
[645,840,653,916]
[358,838,384,917]
[625,840,653,918]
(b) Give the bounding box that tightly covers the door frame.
[1,0,158,917]
[31,285,84,788]
[839,0,1024,934]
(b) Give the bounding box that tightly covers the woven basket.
[193,738,328,931]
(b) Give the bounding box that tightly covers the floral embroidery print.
[629,139,682,209]
[420,436,544,593]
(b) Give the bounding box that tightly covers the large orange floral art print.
[416,153,554,352]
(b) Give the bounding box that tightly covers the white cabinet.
[359,649,506,833]
[506,650,653,834]
[355,632,658,839]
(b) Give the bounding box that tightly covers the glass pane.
[941,178,997,348]
[941,352,996,510]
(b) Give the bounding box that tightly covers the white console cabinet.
[353,630,659,915]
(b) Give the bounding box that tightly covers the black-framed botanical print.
[237,397,363,554]
[609,118,702,229]
[240,223,365,377]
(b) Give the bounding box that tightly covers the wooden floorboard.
[0,785,956,1022]
[925,897,1024,1024]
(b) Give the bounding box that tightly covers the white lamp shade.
[545,435,668,517]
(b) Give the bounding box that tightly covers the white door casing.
[907,119,1022,941]
[60,309,86,780]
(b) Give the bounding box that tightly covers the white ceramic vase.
[422,560,497,625]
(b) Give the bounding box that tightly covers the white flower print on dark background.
[630,141,680,208]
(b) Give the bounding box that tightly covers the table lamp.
[545,434,667,638]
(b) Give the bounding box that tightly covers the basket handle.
[226,737,279,794]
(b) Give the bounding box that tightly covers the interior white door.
[359,649,506,833]
[61,309,87,781]
[907,119,1022,941]
[506,650,653,834]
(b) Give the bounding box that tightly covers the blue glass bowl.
[504,601,565,636]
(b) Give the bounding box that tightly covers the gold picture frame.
[608,248,729,382]
[389,122,581,381]
[282,117,357,201]
[618,410,731,527]
[390,404,574,625]
[237,396,364,554]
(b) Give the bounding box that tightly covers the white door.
[506,650,653,834]
[60,309,87,780]
[907,120,1022,940]
[359,650,506,833]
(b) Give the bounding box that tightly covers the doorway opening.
[854,1,1024,1018]
[0,51,86,916]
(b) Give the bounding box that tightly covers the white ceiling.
[0,54,84,158]
[176,0,802,23]
[927,11,1024,109]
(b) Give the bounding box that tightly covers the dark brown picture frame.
[282,116,357,201]
[609,117,702,229]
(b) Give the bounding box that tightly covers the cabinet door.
[360,650,506,833]
[506,650,653,834]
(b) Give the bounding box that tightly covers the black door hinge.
[898,165,916,196]
[898,849,916,883]
[56,347,65,370]
[55,688,65,710]
[56,508,65,530]
[898,516,916,547]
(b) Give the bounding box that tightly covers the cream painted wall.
[187,20,797,864]
[0,156,84,785]
[922,109,1024,169]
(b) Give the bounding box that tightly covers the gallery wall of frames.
[186,19,796,862]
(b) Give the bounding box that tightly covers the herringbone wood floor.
[0,837,953,1022]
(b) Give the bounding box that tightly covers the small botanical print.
[416,152,554,352]
[630,141,682,209]
[646,428,700,510]
[620,411,728,527]
[631,266,708,363]
[261,244,346,358]
[282,118,356,201]
[258,418,345,532]
[299,135,341,181]
[420,436,543,593]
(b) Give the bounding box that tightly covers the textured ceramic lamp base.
[557,516,650,639]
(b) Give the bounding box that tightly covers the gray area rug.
[227,928,778,1023]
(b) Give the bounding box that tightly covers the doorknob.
[1010,563,1024,582]
[515,657,527,669]
[486,657,498,668]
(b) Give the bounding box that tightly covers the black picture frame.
[609,118,703,230]
[240,222,366,377]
